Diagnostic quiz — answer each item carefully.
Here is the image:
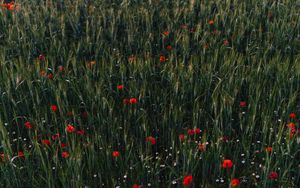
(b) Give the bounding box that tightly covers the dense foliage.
[0,0,299,187]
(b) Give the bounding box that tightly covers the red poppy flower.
[231,178,239,187]
[61,151,69,158]
[66,111,73,117]
[187,128,201,135]
[0,153,8,161]
[8,3,15,11]
[66,124,76,133]
[58,65,64,72]
[87,60,96,68]
[223,39,229,46]
[128,55,136,63]
[24,121,33,129]
[132,184,141,188]
[289,113,296,119]
[163,31,170,36]
[61,143,67,148]
[123,98,130,105]
[213,29,219,35]
[41,139,51,146]
[222,159,233,168]
[183,175,193,186]
[166,45,172,50]
[76,129,85,135]
[187,129,195,135]
[81,111,88,119]
[51,105,58,112]
[159,55,167,62]
[1,2,15,11]
[239,101,247,107]
[268,171,278,180]
[179,134,185,141]
[51,133,60,140]
[38,54,45,61]
[198,143,206,152]
[287,123,295,129]
[146,136,156,145]
[112,151,120,158]
[117,85,124,90]
[129,98,137,104]
[17,151,25,159]
[222,136,229,142]
[203,43,209,49]
[47,73,53,80]
[265,147,273,152]
[194,128,201,134]
[208,20,214,25]
[40,70,47,77]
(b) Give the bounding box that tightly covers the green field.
[0,0,300,187]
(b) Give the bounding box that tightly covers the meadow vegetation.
[0,0,299,187]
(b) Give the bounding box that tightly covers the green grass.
[0,0,300,187]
